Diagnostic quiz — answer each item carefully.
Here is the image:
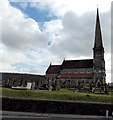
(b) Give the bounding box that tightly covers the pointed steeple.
[93,8,104,50]
[92,7,106,86]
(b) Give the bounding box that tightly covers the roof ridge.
[65,59,93,61]
[51,65,60,66]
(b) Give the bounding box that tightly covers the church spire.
[93,8,104,50]
[92,8,106,88]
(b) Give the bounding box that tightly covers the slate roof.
[61,59,93,69]
[57,73,93,78]
[46,65,61,74]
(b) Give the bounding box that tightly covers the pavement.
[0,111,113,120]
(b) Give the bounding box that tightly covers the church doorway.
[97,82,100,87]
[97,80,101,87]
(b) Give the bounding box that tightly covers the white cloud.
[1,0,49,50]
[29,0,112,17]
[0,43,55,74]
[44,10,110,57]
[19,2,28,9]
[43,19,63,46]
[105,53,111,83]
[0,0,51,74]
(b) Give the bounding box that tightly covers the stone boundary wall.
[2,97,113,116]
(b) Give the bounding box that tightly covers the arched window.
[13,80,15,86]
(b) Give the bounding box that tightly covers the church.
[45,8,106,90]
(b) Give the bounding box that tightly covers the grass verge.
[1,87,113,103]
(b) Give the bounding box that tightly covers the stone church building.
[45,8,106,90]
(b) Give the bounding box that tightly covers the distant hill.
[0,72,45,88]
[0,72,45,81]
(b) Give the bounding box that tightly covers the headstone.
[27,82,32,90]
[49,86,52,91]
[106,110,108,118]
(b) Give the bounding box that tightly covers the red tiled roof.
[46,65,61,74]
[61,59,93,69]
[57,73,93,78]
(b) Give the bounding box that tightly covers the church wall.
[60,68,93,88]
[58,78,93,88]
[93,72,106,87]
[46,68,94,89]
[46,74,58,88]
[46,74,58,81]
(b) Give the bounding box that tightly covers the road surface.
[1,111,113,120]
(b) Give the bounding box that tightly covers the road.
[1,111,113,120]
[2,116,113,120]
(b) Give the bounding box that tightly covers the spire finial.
[97,4,99,13]
[97,6,99,18]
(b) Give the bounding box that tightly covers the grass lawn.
[1,87,113,103]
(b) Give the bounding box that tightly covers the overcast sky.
[0,0,112,83]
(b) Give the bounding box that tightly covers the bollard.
[106,110,109,118]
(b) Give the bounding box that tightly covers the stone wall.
[2,97,113,116]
